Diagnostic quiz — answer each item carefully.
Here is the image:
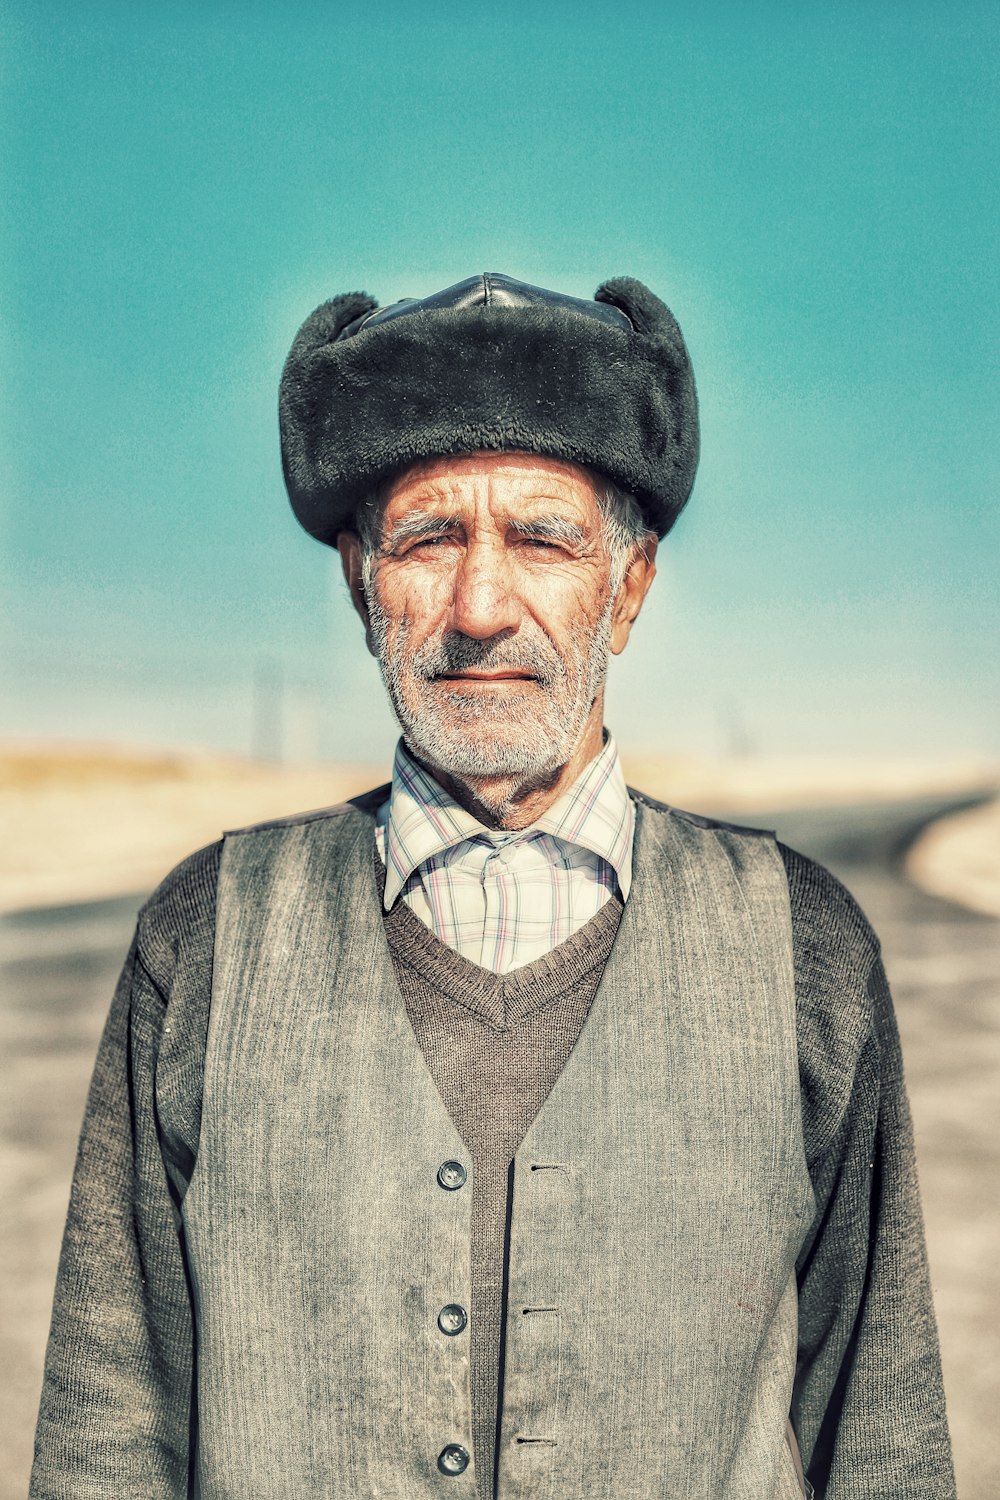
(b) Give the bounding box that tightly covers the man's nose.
[449,543,520,640]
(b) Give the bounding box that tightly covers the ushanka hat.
[279,271,698,543]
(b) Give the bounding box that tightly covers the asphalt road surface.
[2,793,997,1498]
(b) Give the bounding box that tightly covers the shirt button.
[438,1303,468,1336]
[437,1444,470,1476]
[437,1160,467,1191]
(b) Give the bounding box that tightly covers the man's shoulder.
[630,783,882,1002]
[627,785,775,839]
[776,839,881,980]
[140,838,220,918]
[223,782,392,837]
[630,787,879,946]
[135,782,392,982]
[135,839,223,991]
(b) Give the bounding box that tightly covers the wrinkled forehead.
[382,450,603,524]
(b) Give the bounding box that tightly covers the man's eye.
[409,535,452,551]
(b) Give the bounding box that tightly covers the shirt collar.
[378,732,634,909]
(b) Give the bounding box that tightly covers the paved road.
[2,794,997,1498]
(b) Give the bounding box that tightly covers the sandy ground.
[907,795,1000,918]
[0,746,383,913]
[2,741,998,915]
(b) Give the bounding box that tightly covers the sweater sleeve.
[29,843,220,1500]
[782,846,956,1500]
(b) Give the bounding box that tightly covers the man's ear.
[609,534,658,656]
[336,532,377,657]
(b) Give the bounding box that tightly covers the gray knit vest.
[182,793,814,1499]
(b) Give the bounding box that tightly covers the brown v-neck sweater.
[381,857,624,1499]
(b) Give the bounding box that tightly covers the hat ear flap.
[291,292,379,351]
[595,277,674,338]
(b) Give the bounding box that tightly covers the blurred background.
[1,1,998,1495]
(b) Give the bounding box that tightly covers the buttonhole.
[515,1437,557,1446]
[529,1163,568,1172]
[521,1307,558,1315]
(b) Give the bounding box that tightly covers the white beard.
[365,588,614,786]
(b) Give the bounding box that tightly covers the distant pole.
[719,699,753,759]
[252,658,283,762]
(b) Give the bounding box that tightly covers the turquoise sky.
[3,0,998,763]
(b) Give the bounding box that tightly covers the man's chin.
[410,682,546,731]
[401,720,566,785]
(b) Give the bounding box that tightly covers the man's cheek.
[399,573,454,627]
[523,575,604,629]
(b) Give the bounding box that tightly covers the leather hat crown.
[279,271,698,542]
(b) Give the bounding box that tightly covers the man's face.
[339,452,654,789]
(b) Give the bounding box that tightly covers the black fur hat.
[279,272,699,542]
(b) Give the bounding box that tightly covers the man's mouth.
[434,671,538,683]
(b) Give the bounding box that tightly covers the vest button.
[438,1302,468,1336]
[437,1443,470,1476]
[437,1160,467,1191]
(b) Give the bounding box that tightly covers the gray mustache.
[411,631,564,684]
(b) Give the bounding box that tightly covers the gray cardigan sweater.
[30,794,955,1499]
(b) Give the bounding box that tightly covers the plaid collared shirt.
[374,734,634,974]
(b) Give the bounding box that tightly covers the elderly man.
[32,274,955,1499]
